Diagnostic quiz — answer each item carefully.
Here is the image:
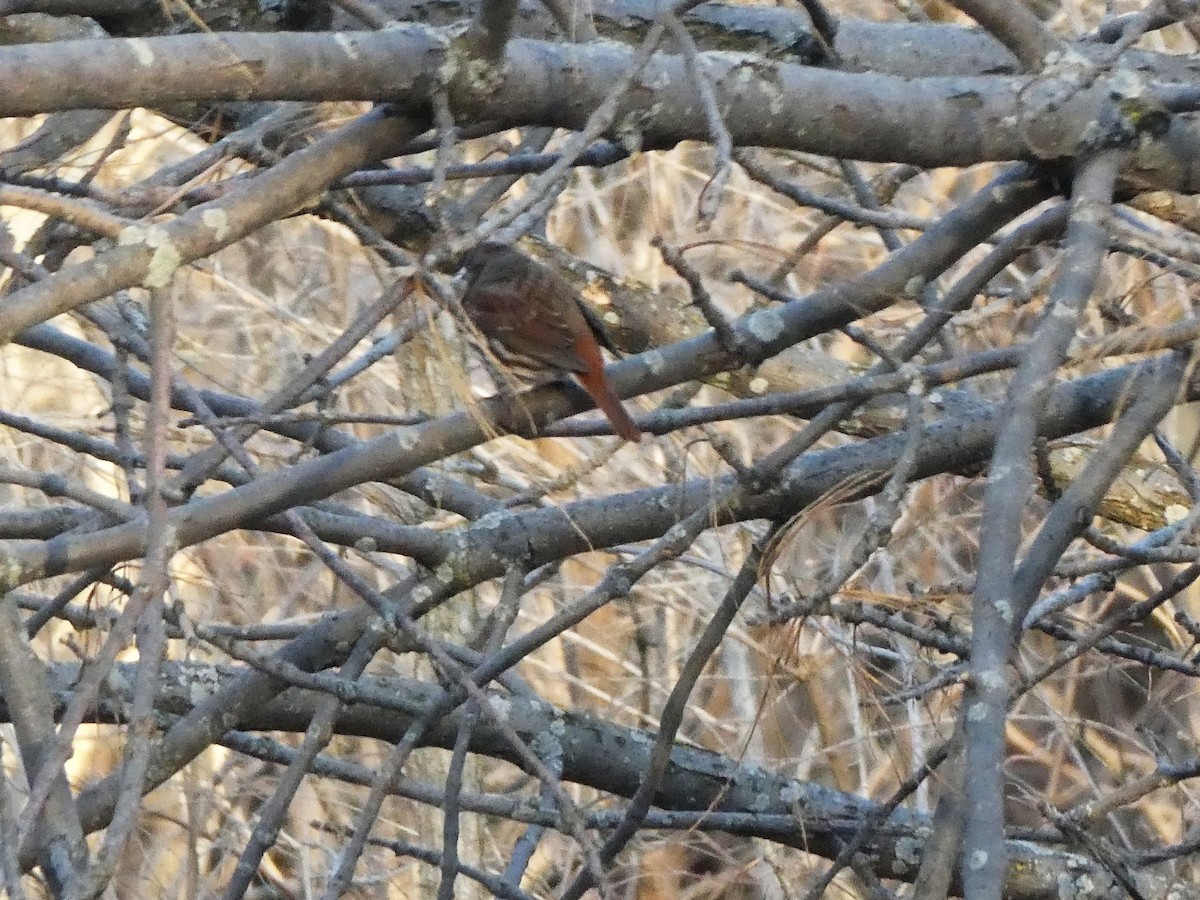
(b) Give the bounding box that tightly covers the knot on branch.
[444,31,508,111]
[1018,61,1172,160]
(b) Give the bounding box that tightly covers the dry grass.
[3,3,1200,896]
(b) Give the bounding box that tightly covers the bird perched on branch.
[458,242,642,442]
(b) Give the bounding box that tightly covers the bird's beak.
[452,266,470,290]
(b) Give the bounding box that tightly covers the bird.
[458,242,642,442]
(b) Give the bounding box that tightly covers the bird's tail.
[576,369,642,443]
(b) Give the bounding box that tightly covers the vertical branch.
[464,0,521,63]
[0,596,86,895]
[558,523,780,900]
[962,149,1124,900]
[220,629,383,900]
[65,285,176,899]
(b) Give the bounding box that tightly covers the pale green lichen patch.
[746,307,784,343]
[119,223,182,288]
[334,33,361,60]
[779,780,804,804]
[0,555,31,591]
[143,226,182,289]
[894,836,922,868]
[488,694,512,721]
[127,38,155,67]
[390,428,421,452]
[118,224,147,246]
[643,349,667,375]
[615,111,648,153]
[202,208,230,242]
[979,671,1007,691]
[994,598,1013,623]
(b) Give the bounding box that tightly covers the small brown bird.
[458,242,642,442]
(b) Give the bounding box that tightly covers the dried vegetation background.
[3,0,1200,897]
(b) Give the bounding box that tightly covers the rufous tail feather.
[577,368,642,443]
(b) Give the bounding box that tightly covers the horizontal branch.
[351,0,1194,80]
[19,659,1148,898]
[0,29,1193,178]
[0,357,1189,594]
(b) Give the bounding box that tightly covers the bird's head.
[457,242,518,279]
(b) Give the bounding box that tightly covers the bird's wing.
[575,295,623,355]
[467,271,593,373]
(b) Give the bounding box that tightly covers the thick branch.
[21,659,1177,899]
[0,30,1190,178]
